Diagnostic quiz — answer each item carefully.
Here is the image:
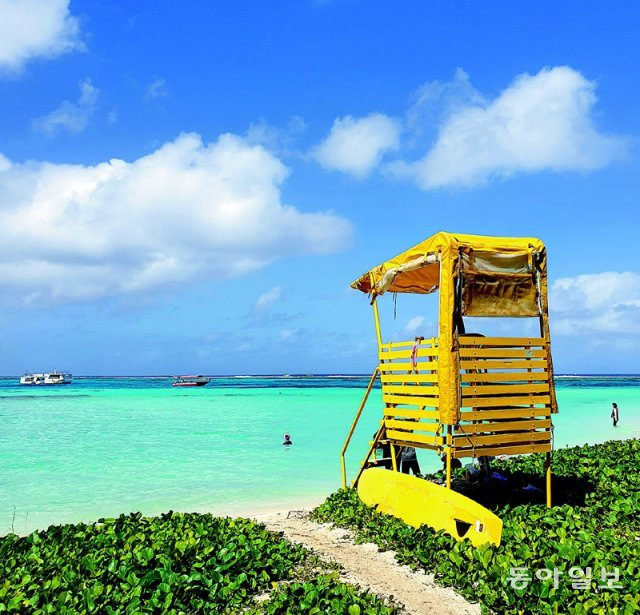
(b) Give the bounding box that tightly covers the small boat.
[20,371,72,385]
[20,373,40,385]
[172,375,210,387]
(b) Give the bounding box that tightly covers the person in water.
[283,433,292,445]
[611,403,619,427]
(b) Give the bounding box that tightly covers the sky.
[0,0,639,375]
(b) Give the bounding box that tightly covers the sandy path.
[253,510,480,615]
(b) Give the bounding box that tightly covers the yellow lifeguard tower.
[341,232,558,546]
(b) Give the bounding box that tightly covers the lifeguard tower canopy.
[351,231,546,318]
[342,231,558,516]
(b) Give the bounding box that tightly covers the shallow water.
[1,375,638,534]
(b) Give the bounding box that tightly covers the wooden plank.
[460,359,547,370]
[387,438,441,451]
[454,418,552,434]
[381,373,438,384]
[383,393,439,407]
[459,348,546,359]
[380,338,437,350]
[452,442,552,459]
[461,371,548,383]
[379,362,437,373]
[379,348,438,360]
[460,407,551,421]
[458,337,546,347]
[455,431,551,447]
[384,419,441,433]
[384,408,440,420]
[386,429,443,447]
[460,395,551,408]
[382,384,439,397]
[461,383,550,397]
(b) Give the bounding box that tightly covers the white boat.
[172,375,210,387]
[20,371,72,385]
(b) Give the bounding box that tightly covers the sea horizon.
[4,373,640,378]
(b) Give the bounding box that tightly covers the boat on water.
[172,375,210,387]
[20,371,73,385]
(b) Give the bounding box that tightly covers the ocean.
[1,375,638,535]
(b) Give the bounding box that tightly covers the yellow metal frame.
[344,232,557,508]
[341,367,379,489]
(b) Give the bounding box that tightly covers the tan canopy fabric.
[351,231,544,316]
[351,231,545,298]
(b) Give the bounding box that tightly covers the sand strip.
[253,509,480,615]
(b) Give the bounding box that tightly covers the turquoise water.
[1,375,639,534]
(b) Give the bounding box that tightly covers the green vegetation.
[249,574,395,615]
[312,438,640,614]
[0,511,395,614]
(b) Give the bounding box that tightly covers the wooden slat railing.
[455,335,553,458]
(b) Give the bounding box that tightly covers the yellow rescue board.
[357,468,503,547]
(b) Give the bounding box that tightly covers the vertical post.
[390,443,398,472]
[536,252,558,414]
[545,452,552,508]
[437,243,460,426]
[445,428,452,490]
[372,297,382,349]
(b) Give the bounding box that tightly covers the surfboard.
[357,468,503,547]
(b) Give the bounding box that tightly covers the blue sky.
[0,0,639,375]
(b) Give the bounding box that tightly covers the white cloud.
[32,78,98,135]
[0,0,82,73]
[393,66,627,189]
[313,113,400,178]
[245,116,307,156]
[146,77,168,100]
[253,286,282,312]
[0,133,352,304]
[279,328,296,340]
[405,68,485,146]
[404,316,425,336]
[550,272,640,335]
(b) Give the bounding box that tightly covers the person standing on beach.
[611,403,619,427]
[400,446,421,475]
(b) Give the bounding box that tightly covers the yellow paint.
[382,393,439,407]
[461,383,550,396]
[458,336,546,346]
[460,394,551,407]
[378,348,438,360]
[384,418,441,433]
[383,409,440,420]
[340,368,379,488]
[461,371,549,383]
[460,358,547,370]
[459,418,552,434]
[458,348,547,358]
[382,384,438,396]
[460,407,551,421]
[380,373,439,383]
[358,468,503,547]
[385,429,443,447]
